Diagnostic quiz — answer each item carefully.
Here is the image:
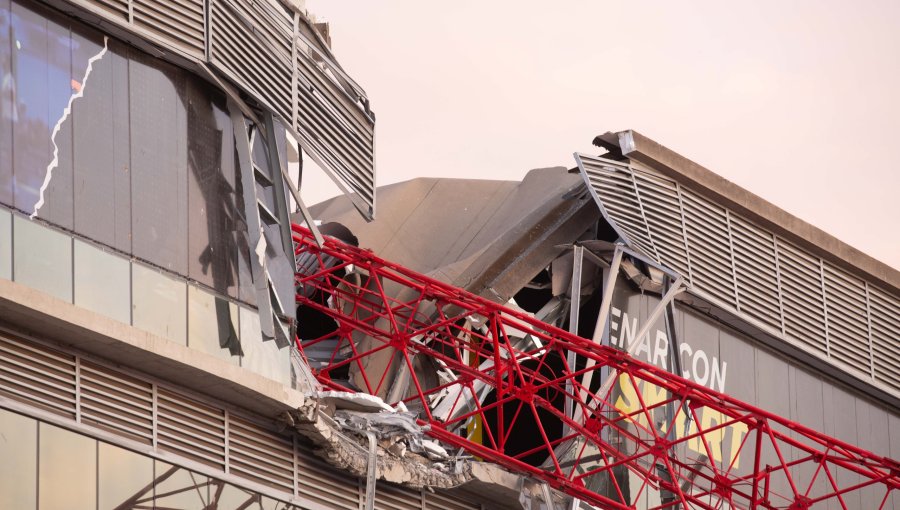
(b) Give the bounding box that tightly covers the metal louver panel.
[631,170,691,278]
[869,285,900,390]
[133,0,205,58]
[80,360,153,444]
[680,189,737,307]
[0,335,76,419]
[730,215,782,332]
[777,239,828,356]
[65,0,378,220]
[296,440,361,510]
[424,491,481,510]
[210,0,293,120]
[0,332,475,509]
[157,387,227,469]
[574,153,900,397]
[229,414,295,492]
[822,262,872,374]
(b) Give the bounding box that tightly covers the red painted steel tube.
[292,224,900,509]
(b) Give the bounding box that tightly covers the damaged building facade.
[0,0,494,508]
[1,1,899,509]
[307,132,900,508]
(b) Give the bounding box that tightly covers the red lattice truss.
[292,225,900,509]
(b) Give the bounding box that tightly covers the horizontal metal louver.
[209,0,293,121]
[574,153,900,398]
[425,491,481,510]
[869,285,900,392]
[293,47,376,218]
[680,189,737,308]
[64,0,378,220]
[631,171,691,278]
[374,482,422,510]
[0,335,76,419]
[157,387,227,469]
[229,414,295,492]
[133,0,205,58]
[81,0,129,20]
[730,216,782,332]
[80,360,153,444]
[822,263,872,375]
[578,157,657,258]
[296,440,361,510]
[777,239,828,356]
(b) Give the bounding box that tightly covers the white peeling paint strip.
[31,36,109,219]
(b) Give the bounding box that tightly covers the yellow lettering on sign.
[613,375,748,468]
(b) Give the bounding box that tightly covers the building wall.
[606,279,900,509]
[0,0,293,384]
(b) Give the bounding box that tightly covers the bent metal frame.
[292,225,900,510]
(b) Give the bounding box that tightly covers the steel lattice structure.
[292,225,900,509]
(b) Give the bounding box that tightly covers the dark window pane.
[38,422,96,510]
[130,51,187,274]
[188,284,240,364]
[0,408,36,510]
[72,35,130,250]
[187,83,238,297]
[0,0,12,206]
[13,215,71,301]
[74,239,130,323]
[98,442,153,509]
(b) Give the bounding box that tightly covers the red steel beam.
[292,225,900,509]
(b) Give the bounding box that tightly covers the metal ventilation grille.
[296,441,361,510]
[80,360,153,444]
[157,387,227,469]
[579,158,656,257]
[90,0,129,20]
[777,239,828,356]
[68,0,378,220]
[574,153,900,395]
[680,189,737,308]
[229,414,295,492]
[869,285,900,390]
[133,0,205,58]
[730,215,782,332]
[425,491,481,510]
[0,335,76,419]
[0,332,473,509]
[210,0,293,120]
[294,48,376,218]
[822,262,871,374]
[632,171,691,278]
[374,482,422,510]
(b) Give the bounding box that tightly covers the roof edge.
[613,129,900,294]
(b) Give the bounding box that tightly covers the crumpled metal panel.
[61,0,377,220]
[574,152,900,398]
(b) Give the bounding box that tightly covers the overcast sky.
[303,0,900,271]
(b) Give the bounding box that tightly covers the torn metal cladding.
[50,0,376,219]
[292,224,900,510]
[574,145,900,402]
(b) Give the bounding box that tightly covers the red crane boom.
[293,225,899,509]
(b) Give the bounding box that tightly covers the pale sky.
[303,0,900,271]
